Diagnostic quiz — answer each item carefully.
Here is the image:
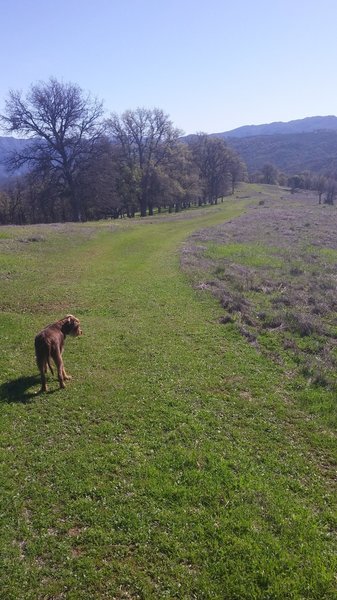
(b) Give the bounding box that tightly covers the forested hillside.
[225,130,337,175]
[185,116,337,176]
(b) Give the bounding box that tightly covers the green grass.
[205,242,284,269]
[0,187,336,599]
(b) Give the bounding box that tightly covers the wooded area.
[1,78,337,225]
[0,79,246,224]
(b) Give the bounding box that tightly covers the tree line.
[0,78,246,225]
[251,163,337,205]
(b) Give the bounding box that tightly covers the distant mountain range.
[216,115,337,138]
[224,130,337,175]
[1,116,337,180]
[212,116,337,175]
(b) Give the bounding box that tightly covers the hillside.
[217,115,337,138]
[185,116,337,175]
[225,130,337,175]
[0,136,28,181]
[208,115,337,175]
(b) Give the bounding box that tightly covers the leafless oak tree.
[189,134,236,204]
[0,78,105,221]
[107,108,182,217]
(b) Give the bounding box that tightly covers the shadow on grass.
[0,375,57,403]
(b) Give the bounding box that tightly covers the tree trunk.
[139,196,147,217]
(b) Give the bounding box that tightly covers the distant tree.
[3,179,26,224]
[261,163,279,185]
[228,154,247,194]
[288,174,302,193]
[301,170,313,190]
[0,78,105,221]
[277,172,287,187]
[107,108,182,216]
[249,171,262,184]
[172,143,201,209]
[151,143,201,213]
[312,174,327,204]
[0,190,10,224]
[324,178,337,205]
[189,134,234,204]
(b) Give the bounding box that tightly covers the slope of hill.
[218,115,337,138]
[224,130,337,175]
[185,116,337,175]
[0,136,28,181]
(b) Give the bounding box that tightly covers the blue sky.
[0,0,337,135]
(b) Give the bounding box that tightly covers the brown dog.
[35,315,82,392]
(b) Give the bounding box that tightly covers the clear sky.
[0,0,337,135]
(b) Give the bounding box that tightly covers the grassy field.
[0,186,336,599]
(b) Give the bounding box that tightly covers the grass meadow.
[0,185,336,599]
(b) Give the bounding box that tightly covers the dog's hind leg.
[62,367,72,381]
[37,357,48,392]
[51,348,66,389]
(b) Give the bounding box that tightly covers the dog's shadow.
[0,375,56,403]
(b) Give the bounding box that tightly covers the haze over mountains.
[1,116,337,181]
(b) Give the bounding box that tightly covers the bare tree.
[324,177,337,205]
[146,143,201,213]
[288,174,302,193]
[228,154,247,194]
[188,134,236,204]
[107,108,182,216]
[76,136,122,220]
[261,163,279,185]
[0,78,105,221]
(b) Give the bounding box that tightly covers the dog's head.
[61,315,82,337]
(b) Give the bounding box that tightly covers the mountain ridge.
[214,115,337,139]
[208,115,337,174]
[224,130,337,175]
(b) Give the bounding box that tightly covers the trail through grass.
[0,188,336,599]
